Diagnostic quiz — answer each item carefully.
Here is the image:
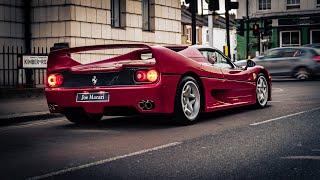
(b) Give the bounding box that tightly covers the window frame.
[258,0,271,11]
[111,0,121,28]
[310,29,320,44]
[280,30,301,47]
[142,0,155,31]
[286,0,300,9]
[111,0,126,28]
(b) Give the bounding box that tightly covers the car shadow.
[56,104,272,131]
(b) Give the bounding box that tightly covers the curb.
[0,111,63,126]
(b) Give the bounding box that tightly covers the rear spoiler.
[50,44,152,55]
[47,44,188,73]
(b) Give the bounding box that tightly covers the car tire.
[64,110,102,124]
[295,67,310,80]
[174,76,201,125]
[255,73,269,108]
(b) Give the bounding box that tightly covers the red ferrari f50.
[45,44,271,124]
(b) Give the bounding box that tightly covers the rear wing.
[47,44,152,73]
[47,43,189,73]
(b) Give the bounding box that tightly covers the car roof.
[268,47,316,51]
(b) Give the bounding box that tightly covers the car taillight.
[135,69,159,83]
[313,55,320,62]
[47,73,63,87]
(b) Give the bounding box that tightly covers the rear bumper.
[45,75,180,115]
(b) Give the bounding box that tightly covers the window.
[142,0,154,31]
[280,31,300,47]
[317,0,320,8]
[258,0,271,10]
[111,0,126,28]
[286,0,300,9]
[186,26,191,43]
[200,50,233,69]
[265,49,283,58]
[142,0,150,30]
[310,30,320,43]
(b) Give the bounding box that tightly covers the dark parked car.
[235,47,320,80]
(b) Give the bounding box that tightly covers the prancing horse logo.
[92,76,98,86]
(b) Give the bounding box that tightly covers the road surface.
[1,80,320,179]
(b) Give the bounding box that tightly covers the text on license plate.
[76,92,109,102]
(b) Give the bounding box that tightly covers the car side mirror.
[245,59,256,70]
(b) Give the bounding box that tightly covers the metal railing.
[0,46,48,88]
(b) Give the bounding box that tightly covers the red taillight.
[313,55,320,62]
[135,69,159,83]
[47,73,63,87]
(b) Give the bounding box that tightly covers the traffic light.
[205,0,220,11]
[263,19,272,36]
[253,23,260,36]
[225,0,239,10]
[236,19,244,36]
[185,0,192,4]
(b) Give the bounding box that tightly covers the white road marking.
[28,141,182,180]
[281,156,320,160]
[250,107,320,126]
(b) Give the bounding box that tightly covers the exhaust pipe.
[138,100,155,110]
[48,103,59,112]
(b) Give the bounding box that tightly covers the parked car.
[45,44,271,125]
[235,47,320,80]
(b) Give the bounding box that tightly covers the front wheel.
[255,73,269,108]
[174,76,201,125]
[64,110,102,124]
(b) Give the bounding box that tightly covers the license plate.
[76,92,109,102]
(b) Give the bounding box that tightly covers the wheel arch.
[178,72,206,112]
[292,66,312,76]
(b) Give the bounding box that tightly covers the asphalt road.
[1,80,320,180]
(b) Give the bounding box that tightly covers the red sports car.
[46,44,271,124]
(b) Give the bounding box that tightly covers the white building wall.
[202,26,237,60]
[0,0,25,48]
[31,0,182,64]
[237,0,320,17]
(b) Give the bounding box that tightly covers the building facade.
[1,0,181,61]
[237,0,320,60]
[0,0,181,87]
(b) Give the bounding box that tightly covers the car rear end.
[45,44,179,118]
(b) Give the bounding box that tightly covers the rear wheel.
[64,110,102,124]
[255,73,269,108]
[174,76,201,125]
[295,67,310,80]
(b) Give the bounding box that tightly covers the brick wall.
[0,0,25,48]
[31,0,182,64]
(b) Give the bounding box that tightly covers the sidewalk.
[0,89,61,125]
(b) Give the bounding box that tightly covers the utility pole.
[246,0,249,58]
[225,0,238,59]
[23,0,33,87]
[225,1,231,58]
[191,0,198,45]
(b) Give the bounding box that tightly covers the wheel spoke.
[189,93,196,99]
[189,99,196,105]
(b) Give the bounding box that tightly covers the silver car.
[235,47,320,80]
